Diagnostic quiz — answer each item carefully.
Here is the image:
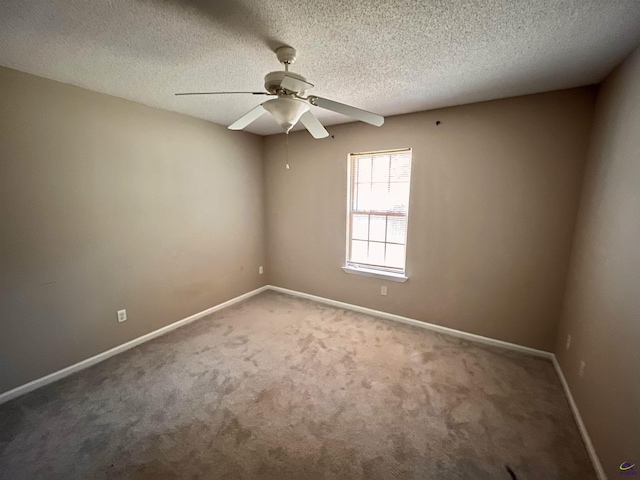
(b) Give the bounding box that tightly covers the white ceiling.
[1,0,640,136]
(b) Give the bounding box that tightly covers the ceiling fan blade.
[308,96,384,127]
[228,104,267,130]
[280,74,314,93]
[175,92,270,96]
[299,111,329,139]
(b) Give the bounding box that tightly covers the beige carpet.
[0,291,595,479]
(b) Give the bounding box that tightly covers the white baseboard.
[0,282,605,480]
[269,285,606,478]
[267,285,554,359]
[552,357,607,480]
[0,285,269,405]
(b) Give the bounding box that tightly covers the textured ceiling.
[1,0,640,136]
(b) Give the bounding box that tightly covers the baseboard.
[0,285,269,405]
[552,357,607,480]
[267,285,553,359]
[268,285,606,478]
[0,283,605,480]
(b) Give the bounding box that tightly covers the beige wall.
[0,67,266,394]
[555,46,640,478]
[264,88,596,352]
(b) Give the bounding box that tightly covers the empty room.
[1,1,639,479]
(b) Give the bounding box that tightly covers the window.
[344,148,412,281]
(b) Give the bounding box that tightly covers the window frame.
[343,148,412,282]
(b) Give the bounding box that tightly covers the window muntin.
[346,149,412,274]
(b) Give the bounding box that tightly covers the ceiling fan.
[175,46,384,138]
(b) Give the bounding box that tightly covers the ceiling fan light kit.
[262,97,309,133]
[176,46,385,138]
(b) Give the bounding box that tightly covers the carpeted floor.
[0,291,595,479]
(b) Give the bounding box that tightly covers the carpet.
[0,291,596,479]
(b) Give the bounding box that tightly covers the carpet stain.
[224,335,249,348]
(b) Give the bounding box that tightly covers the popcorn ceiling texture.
[0,0,639,135]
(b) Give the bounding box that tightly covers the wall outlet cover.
[117,309,127,323]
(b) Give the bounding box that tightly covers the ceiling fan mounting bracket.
[275,46,297,65]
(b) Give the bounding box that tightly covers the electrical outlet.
[579,361,586,378]
[117,309,127,323]
[259,266,264,275]
[381,286,387,296]
[566,334,571,350]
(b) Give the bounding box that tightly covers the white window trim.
[343,148,412,282]
[341,265,408,282]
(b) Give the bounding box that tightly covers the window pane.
[387,216,407,244]
[390,155,411,182]
[369,215,386,242]
[356,157,372,183]
[389,182,410,213]
[351,214,369,240]
[368,242,385,266]
[385,243,405,269]
[370,183,389,211]
[351,240,368,263]
[371,155,390,182]
[355,183,372,211]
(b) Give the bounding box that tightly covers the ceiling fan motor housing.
[264,71,310,95]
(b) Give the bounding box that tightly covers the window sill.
[341,265,409,283]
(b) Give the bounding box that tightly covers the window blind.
[347,148,412,273]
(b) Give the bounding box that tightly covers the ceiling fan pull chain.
[285,132,290,170]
